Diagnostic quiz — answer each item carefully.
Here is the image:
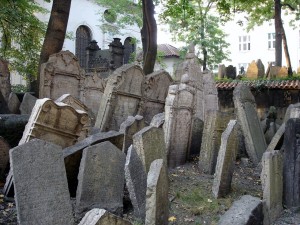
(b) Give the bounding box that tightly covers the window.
[238,63,248,74]
[268,33,275,49]
[123,37,136,64]
[75,25,92,69]
[239,35,250,51]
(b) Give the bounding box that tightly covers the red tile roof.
[216,80,300,90]
[158,44,180,58]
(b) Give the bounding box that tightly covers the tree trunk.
[274,0,282,66]
[281,24,293,76]
[203,48,207,70]
[141,0,157,75]
[35,0,72,96]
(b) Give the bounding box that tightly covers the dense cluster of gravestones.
[0,47,299,225]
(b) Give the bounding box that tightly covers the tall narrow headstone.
[218,64,226,79]
[11,139,74,225]
[203,71,219,119]
[212,120,238,198]
[125,146,147,221]
[261,151,283,225]
[7,92,21,114]
[76,141,126,216]
[233,84,267,164]
[283,118,300,209]
[145,159,169,225]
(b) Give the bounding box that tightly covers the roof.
[216,80,300,90]
[157,44,180,58]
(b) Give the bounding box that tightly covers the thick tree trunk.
[141,0,157,75]
[274,0,282,66]
[35,0,72,96]
[281,24,293,76]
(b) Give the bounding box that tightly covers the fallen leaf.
[184,217,195,222]
[207,199,212,203]
[168,216,177,222]
[171,174,178,177]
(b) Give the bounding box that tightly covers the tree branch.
[281,3,295,11]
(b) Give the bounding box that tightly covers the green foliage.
[11,84,29,93]
[159,0,231,69]
[156,50,167,69]
[0,0,47,80]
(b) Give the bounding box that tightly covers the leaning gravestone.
[19,92,38,115]
[11,139,74,225]
[283,118,300,209]
[79,208,132,225]
[7,92,21,114]
[76,141,126,217]
[233,84,267,165]
[39,50,85,100]
[145,159,169,225]
[0,136,10,182]
[133,126,166,173]
[95,64,144,131]
[125,146,147,221]
[212,120,238,198]
[261,150,283,225]
[199,110,233,174]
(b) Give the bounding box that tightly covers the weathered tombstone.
[7,92,21,114]
[11,139,74,225]
[79,208,132,225]
[218,195,263,225]
[19,92,38,115]
[283,118,300,209]
[269,66,288,79]
[277,66,288,78]
[143,70,173,124]
[225,65,236,79]
[39,50,85,100]
[218,64,226,79]
[133,126,166,173]
[145,159,169,225]
[119,115,145,153]
[125,146,147,221]
[0,59,11,102]
[63,131,124,197]
[19,98,88,148]
[0,91,11,114]
[246,59,265,79]
[95,64,144,131]
[233,84,267,165]
[0,136,10,182]
[261,151,283,225]
[76,141,126,216]
[212,120,238,198]
[150,112,165,128]
[203,71,219,119]
[199,110,233,174]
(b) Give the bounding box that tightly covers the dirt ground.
[1,157,300,225]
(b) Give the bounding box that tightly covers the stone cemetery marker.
[246,59,264,79]
[79,208,132,225]
[19,92,38,115]
[233,84,267,164]
[225,65,236,79]
[95,64,144,131]
[218,64,226,79]
[125,146,147,221]
[133,126,166,173]
[39,50,85,100]
[7,92,20,114]
[119,115,145,153]
[266,123,285,152]
[0,91,10,114]
[145,159,169,225]
[63,131,124,197]
[283,118,300,209]
[19,98,88,148]
[0,136,10,181]
[261,150,283,225]
[203,71,219,119]
[11,139,74,225]
[76,141,126,216]
[150,112,165,128]
[212,120,238,198]
[199,110,233,174]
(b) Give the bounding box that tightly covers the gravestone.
[39,50,85,100]
[7,92,20,114]
[199,110,233,174]
[95,64,144,131]
[283,118,300,209]
[246,59,265,79]
[19,98,88,148]
[63,131,124,197]
[225,65,236,79]
[125,146,147,221]
[266,123,285,152]
[19,92,38,115]
[218,64,226,79]
[145,159,169,225]
[269,66,288,79]
[203,71,219,119]
[189,117,204,158]
[212,120,238,198]
[264,122,280,145]
[119,115,145,153]
[79,208,132,225]
[261,150,283,225]
[0,136,10,181]
[0,91,10,114]
[11,139,74,225]
[76,141,126,216]
[150,112,165,128]
[233,84,267,165]
[0,59,11,102]
[133,126,166,173]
